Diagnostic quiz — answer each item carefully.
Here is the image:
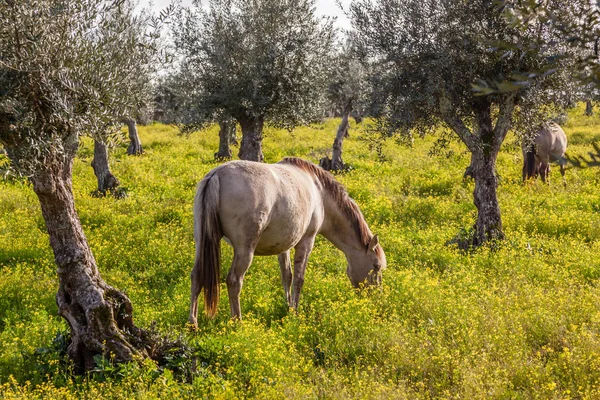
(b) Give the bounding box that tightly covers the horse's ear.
[368,235,379,252]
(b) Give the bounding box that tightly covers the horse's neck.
[319,196,367,255]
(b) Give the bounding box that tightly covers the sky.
[138,0,352,30]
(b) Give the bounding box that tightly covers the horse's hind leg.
[540,162,549,183]
[559,160,566,186]
[189,264,202,328]
[226,249,254,320]
[278,251,292,307]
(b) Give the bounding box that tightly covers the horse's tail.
[524,146,537,180]
[193,171,222,318]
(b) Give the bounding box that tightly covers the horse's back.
[209,160,323,255]
[536,122,567,160]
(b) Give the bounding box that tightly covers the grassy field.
[1,104,600,398]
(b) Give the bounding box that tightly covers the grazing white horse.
[523,122,568,183]
[189,157,386,326]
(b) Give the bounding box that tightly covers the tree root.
[56,282,159,372]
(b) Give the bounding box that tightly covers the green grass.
[1,103,600,398]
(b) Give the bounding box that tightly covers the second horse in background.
[522,122,568,184]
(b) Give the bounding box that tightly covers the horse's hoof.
[187,321,199,332]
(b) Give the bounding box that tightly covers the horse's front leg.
[278,251,292,307]
[291,237,315,310]
[226,250,254,320]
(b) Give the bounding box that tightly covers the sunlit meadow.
[1,104,600,398]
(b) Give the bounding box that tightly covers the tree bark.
[463,154,475,179]
[585,99,594,116]
[91,140,119,195]
[329,101,352,171]
[238,116,264,162]
[30,156,145,371]
[215,119,234,160]
[228,122,238,146]
[468,98,512,246]
[125,119,143,155]
[471,148,504,246]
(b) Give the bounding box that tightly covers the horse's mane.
[279,157,375,251]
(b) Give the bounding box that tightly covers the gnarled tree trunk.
[125,119,143,155]
[91,140,119,195]
[468,99,511,246]
[331,101,352,171]
[238,116,264,162]
[471,149,503,246]
[228,122,238,146]
[215,119,235,160]
[321,100,352,172]
[30,155,145,371]
[585,100,594,116]
[441,94,514,247]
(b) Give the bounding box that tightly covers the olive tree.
[154,67,238,160]
[125,86,157,156]
[126,118,143,155]
[320,41,368,172]
[350,0,572,246]
[91,116,145,198]
[215,117,237,160]
[90,9,160,195]
[91,119,140,196]
[154,71,190,124]
[173,0,335,161]
[585,99,594,116]
[0,0,166,369]
[92,139,121,195]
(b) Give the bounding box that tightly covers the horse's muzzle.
[366,271,383,287]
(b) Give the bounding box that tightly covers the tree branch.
[492,93,517,152]
[439,92,478,152]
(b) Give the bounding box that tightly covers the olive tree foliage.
[494,0,600,88]
[327,39,369,120]
[153,65,238,160]
[497,1,600,118]
[172,0,335,161]
[350,0,573,246]
[91,3,172,193]
[0,0,169,370]
[154,71,195,125]
[320,40,369,171]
